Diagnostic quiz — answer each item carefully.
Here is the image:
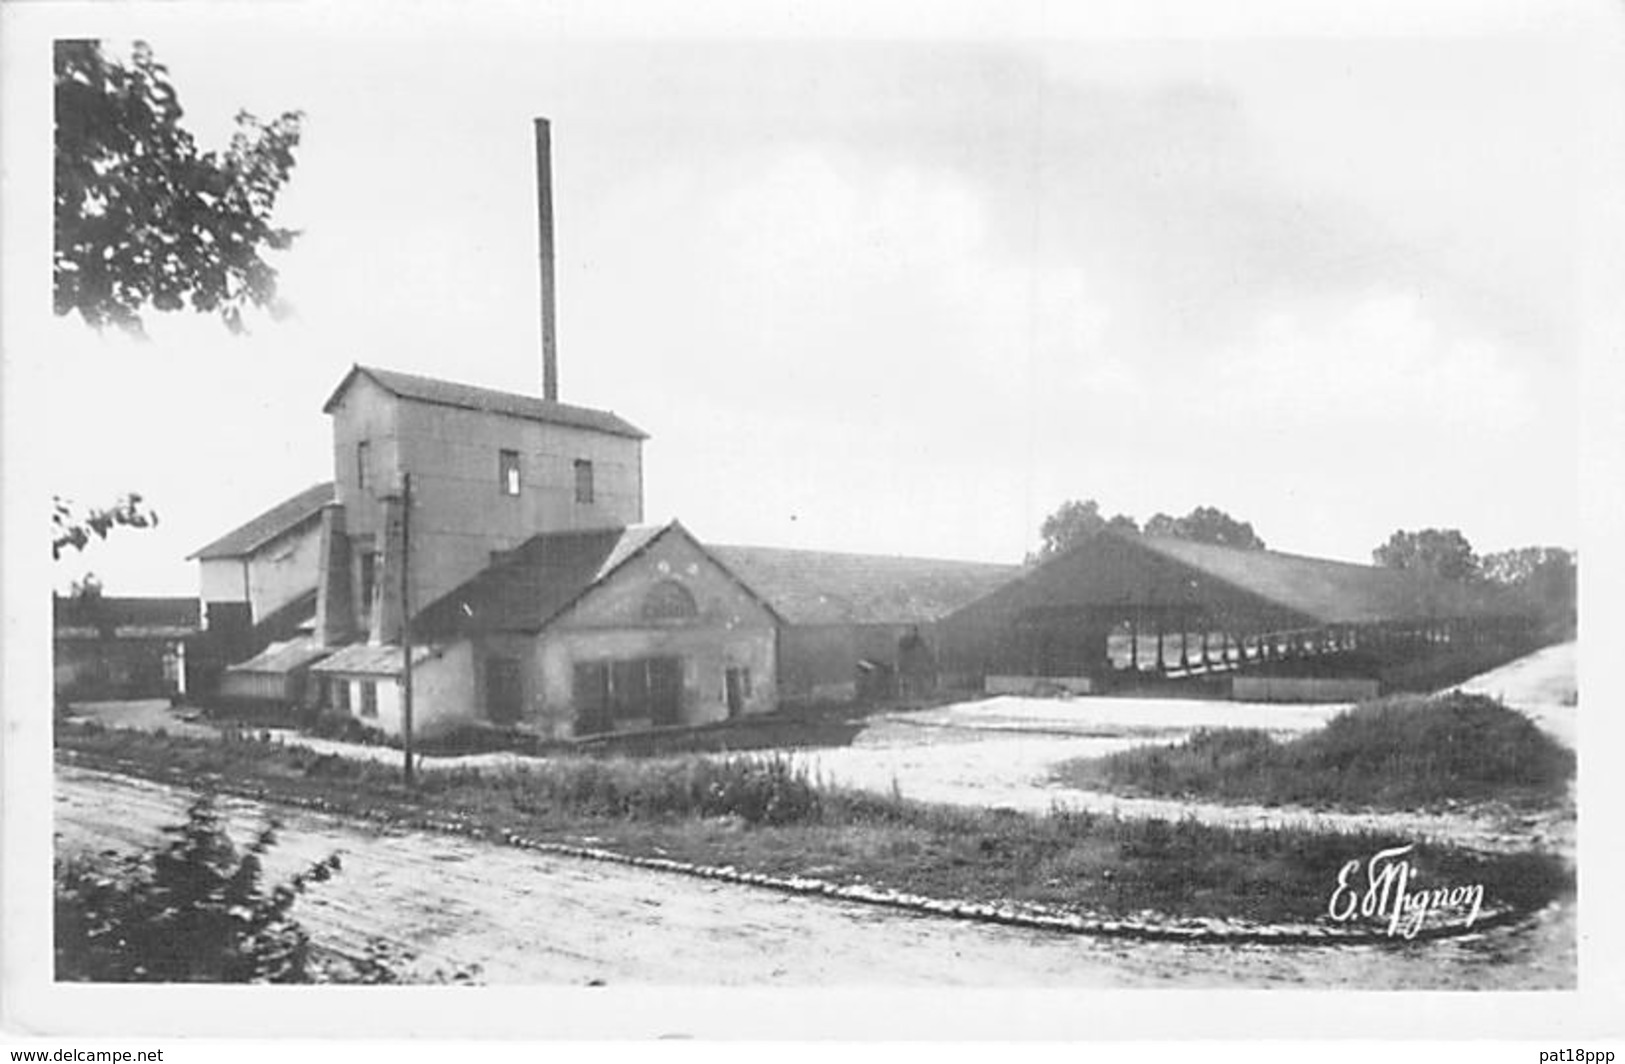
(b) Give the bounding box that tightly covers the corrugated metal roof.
[225,636,332,676]
[309,642,441,677]
[412,524,671,637]
[188,481,334,560]
[323,365,648,440]
[710,545,1020,626]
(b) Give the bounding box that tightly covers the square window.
[499,449,521,496]
[574,459,594,504]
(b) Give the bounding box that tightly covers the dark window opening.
[333,680,351,714]
[725,666,751,718]
[358,551,377,617]
[499,449,521,496]
[357,440,370,491]
[359,681,378,718]
[574,459,594,504]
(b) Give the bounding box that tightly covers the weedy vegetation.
[59,718,1572,928]
[1050,691,1575,811]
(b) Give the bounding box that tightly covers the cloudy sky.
[4,1,1610,595]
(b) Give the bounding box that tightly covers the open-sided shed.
[936,530,1534,700]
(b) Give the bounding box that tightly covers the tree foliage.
[1482,546,1577,635]
[55,794,340,982]
[1372,528,1480,582]
[1034,500,1269,559]
[52,492,159,560]
[1035,499,1140,560]
[55,39,304,335]
[1143,506,1266,550]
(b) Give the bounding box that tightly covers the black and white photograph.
[3,0,1623,1050]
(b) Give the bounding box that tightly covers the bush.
[472,752,825,826]
[417,722,551,758]
[308,710,392,748]
[55,794,340,982]
[1052,692,1575,810]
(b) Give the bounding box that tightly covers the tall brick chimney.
[535,117,558,402]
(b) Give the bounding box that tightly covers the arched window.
[643,579,698,622]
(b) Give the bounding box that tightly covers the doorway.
[485,656,523,725]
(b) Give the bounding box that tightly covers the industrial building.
[937,529,1534,702]
[166,119,1539,736]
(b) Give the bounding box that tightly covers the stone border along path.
[59,749,1538,948]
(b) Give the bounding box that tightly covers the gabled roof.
[188,482,334,561]
[322,365,648,440]
[412,523,676,638]
[709,545,1020,626]
[1123,531,1522,625]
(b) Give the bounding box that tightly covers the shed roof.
[225,636,332,676]
[323,365,648,440]
[188,481,334,561]
[308,642,442,678]
[412,524,674,637]
[993,530,1525,627]
[710,545,1020,626]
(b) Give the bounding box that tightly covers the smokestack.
[534,117,558,401]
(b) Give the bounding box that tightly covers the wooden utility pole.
[401,472,415,786]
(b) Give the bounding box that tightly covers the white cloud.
[1204,291,1531,429]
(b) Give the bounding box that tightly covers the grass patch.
[56,719,1571,929]
[1052,691,1575,811]
[297,704,874,760]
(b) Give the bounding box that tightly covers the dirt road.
[54,765,1572,988]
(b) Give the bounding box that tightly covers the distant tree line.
[1372,528,1576,637]
[1033,499,1264,561]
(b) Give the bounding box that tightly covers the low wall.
[1231,676,1378,703]
[986,675,1094,696]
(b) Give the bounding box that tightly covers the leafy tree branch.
[55,39,304,335]
[52,492,159,560]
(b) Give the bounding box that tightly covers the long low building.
[937,529,1534,701]
[710,546,1019,704]
[54,595,199,701]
